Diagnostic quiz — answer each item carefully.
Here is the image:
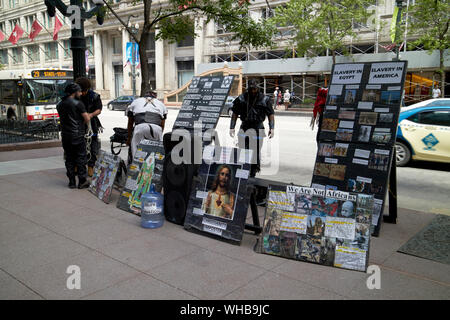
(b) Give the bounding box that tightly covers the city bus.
[0,68,73,121]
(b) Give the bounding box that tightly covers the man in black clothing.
[57,83,92,189]
[75,77,103,177]
[230,79,275,177]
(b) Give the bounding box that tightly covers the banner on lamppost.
[126,42,139,65]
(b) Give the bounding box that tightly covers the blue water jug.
[140,184,164,229]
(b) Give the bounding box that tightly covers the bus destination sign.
[32,70,73,78]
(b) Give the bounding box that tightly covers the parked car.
[107,95,137,111]
[220,96,237,117]
[396,98,450,166]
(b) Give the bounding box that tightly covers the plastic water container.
[140,184,164,229]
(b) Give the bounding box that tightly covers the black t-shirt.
[57,97,87,139]
[80,90,103,133]
[232,92,274,130]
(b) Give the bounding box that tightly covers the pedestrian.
[75,77,103,177]
[273,86,280,107]
[126,90,168,159]
[230,79,275,177]
[56,83,92,189]
[432,84,441,99]
[283,89,291,110]
[311,85,328,144]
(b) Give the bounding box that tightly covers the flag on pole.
[0,30,5,42]
[123,59,130,68]
[380,43,397,52]
[53,16,63,41]
[29,20,42,41]
[390,6,400,43]
[8,24,24,45]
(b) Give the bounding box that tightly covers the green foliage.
[269,0,376,62]
[407,0,450,53]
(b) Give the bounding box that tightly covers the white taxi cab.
[396,99,450,166]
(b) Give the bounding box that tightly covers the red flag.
[29,20,42,41]
[53,16,62,41]
[8,24,24,45]
[0,30,5,42]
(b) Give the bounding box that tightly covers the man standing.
[75,77,103,177]
[57,83,91,189]
[432,85,441,99]
[126,90,168,159]
[230,79,275,177]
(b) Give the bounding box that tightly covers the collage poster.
[314,61,408,227]
[116,139,165,216]
[88,150,121,204]
[259,184,374,272]
[184,146,252,243]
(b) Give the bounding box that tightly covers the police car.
[396,99,450,166]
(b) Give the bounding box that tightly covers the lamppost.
[126,15,139,97]
[44,0,106,81]
[394,0,405,61]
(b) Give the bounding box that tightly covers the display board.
[312,61,408,226]
[184,146,252,243]
[88,150,121,204]
[116,139,165,216]
[173,75,234,131]
[258,184,374,272]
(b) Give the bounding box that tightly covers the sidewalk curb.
[0,139,61,152]
[165,106,313,117]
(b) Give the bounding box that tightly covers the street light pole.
[44,0,105,81]
[394,0,404,61]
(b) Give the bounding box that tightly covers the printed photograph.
[320,237,337,266]
[369,182,384,195]
[353,223,370,250]
[357,125,372,142]
[311,196,328,217]
[333,143,349,157]
[371,129,392,144]
[379,113,394,123]
[127,153,156,214]
[362,89,381,102]
[338,200,356,219]
[313,163,331,177]
[321,118,339,132]
[369,153,390,171]
[89,152,120,204]
[299,235,323,263]
[381,90,401,105]
[307,215,326,237]
[280,231,298,259]
[336,129,353,142]
[201,163,242,220]
[357,194,374,210]
[356,208,371,224]
[359,112,378,125]
[322,198,341,217]
[263,208,283,236]
[329,164,346,181]
[318,143,335,157]
[347,178,370,193]
[295,194,313,215]
[328,95,338,105]
[338,110,356,120]
[344,89,357,104]
[263,234,281,255]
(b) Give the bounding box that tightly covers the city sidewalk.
[0,147,448,300]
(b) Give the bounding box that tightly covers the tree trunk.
[138,32,151,97]
[440,48,445,97]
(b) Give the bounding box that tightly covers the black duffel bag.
[110,127,128,144]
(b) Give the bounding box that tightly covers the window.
[177,60,194,88]
[177,34,194,47]
[0,80,18,104]
[9,0,19,9]
[0,22,5,33]
[63,40,71,59]
[12,47,23,64]
[86,36,94,56]
[0,49,8,65]
[42,11,51,28]
[146,33,155,51]
[45,42,58,61]
[409,110,450,127]
[112,36,122,54]
[28,45,39,63]
[25,14,37,33]
[9,18,19,31]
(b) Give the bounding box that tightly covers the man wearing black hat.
[57,83,92,189]
[230,79,275,177]
[126,90,168,159]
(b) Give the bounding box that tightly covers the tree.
[407,0,449,96]
[103,0,275,96]
[269,0,375,64]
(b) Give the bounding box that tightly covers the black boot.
[78,177,90,189]
[68,177,76,189]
